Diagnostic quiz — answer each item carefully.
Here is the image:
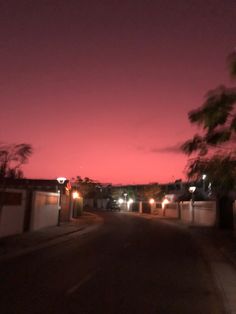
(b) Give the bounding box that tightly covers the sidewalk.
[189,226,236,314]
[131,211,236,269]
[190,226,236,269]
[146,213,236,314]
[0,211,103,262]
[130,212,236,313]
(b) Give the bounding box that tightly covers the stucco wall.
[193,201,216,226]
[97,198,108,209]
[0,189,26,238]
[180,202,192,223]
[180,201,216,226]
[164,202,179,218]
[30,191,59,231]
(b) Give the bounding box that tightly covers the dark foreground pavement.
[0,211,232,314]
[0,211,103,261]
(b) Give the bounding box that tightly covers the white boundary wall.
[150,202,158,214]
[164,202,179,218]
[97,198,109,210]
[0,189,26,238]
[179,201,216,226]
[154,202,162,215]
[30,191,59,231]
[193,201,216,226]
[180,202,192,223]
[140,199,223,227]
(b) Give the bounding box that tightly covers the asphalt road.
[0,212,225,314]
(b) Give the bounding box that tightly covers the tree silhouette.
[182,50,236,156]
[228,50,236,78]
[181,84,236,157]
[75,176,105,198]
[181,51,236,227]
[0,143,33,179]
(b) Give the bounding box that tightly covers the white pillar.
[150,202,156,214]
[139,201,143,214]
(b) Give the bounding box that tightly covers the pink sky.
[1,0,236,184]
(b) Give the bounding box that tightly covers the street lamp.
[189,186,196,194]
[57,177,67,226]
[124,193,128,210]
[202,174,207,192]
[189,186,196,203]
[57,177,67,185]
[118,198,124,205]
[189,186,196,224]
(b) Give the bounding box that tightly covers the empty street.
[0,212,225,314]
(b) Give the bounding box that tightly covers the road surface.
[0,212,225,314]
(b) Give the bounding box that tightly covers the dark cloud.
[150,144,182,154]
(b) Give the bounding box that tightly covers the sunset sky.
[1,0,236,184]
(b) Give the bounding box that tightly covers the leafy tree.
[74,176,110,198]
[181,51,236,227]
[182,51,236,176]
[181,85,236,157]
[144,184,164,201]
[137,183,162,201]
[0,143,33,179]
[74,176,95,198]
[182,51,236,158]
[185,155,236,195]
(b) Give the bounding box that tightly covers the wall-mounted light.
[149,198,155,204]
[118,198,124,204]
[72,191,80,199]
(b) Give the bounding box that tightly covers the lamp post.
[124,193,128,211]
[202,174,207,192]
[189,186,196,224]
[118,197,124,211]
[57,177,67,226]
